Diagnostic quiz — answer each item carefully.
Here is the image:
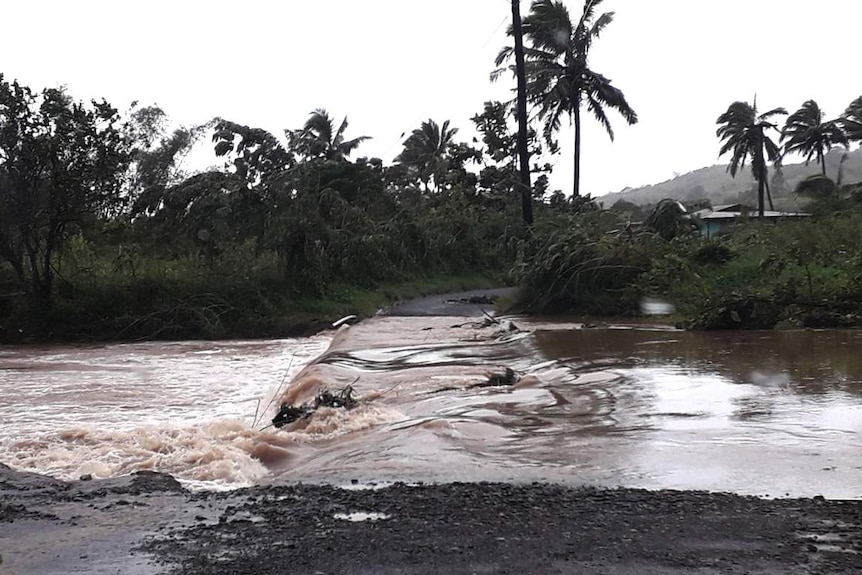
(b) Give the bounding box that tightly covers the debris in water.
[428,367,522,393]
[473,367,520,388]
[272,385,359,429]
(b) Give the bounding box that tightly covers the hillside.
[600,147,862,210]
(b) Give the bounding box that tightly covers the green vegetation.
[513,86,862,328]
[512,200,862,329]
[0,73,549,342]
[3,1,862,342]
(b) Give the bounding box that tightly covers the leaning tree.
[781,99,847,178]
[716,100,786,218]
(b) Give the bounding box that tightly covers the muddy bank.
[2,464,861,575]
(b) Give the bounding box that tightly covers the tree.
[212,119,293,183]
[125,105,205,217]
[511,0,533,226]
[395,119,460,191]
[0,75,130,302]
[471,101,549,202]
[842,96,862,143]
[716,100,786,218]
[781,100,847,177]
[287,109,370,162]
[495,0,637,197]
[645,199,693,241]
[794,174,838,200]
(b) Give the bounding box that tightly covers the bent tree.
[716,100,786,219]
[0,75,130,303]
[781,100,847,178]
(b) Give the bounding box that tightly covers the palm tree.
[495,0,637,197]
[781,100,847,177]
[716,100,787,218]
[511,0,533,226]
[395,119,458,191]
[841,96,862,143]
[288,109,370,161]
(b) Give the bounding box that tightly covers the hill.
[599,147,862,210]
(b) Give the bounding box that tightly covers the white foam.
[333,512,390,522]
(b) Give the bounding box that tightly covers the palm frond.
[579,0,606,29]
[758,107,788,121]
[523,0,572,56]
[587,72,638,125]
[494,45,515,67]
[586,93,614,140]
[339,136,372,154]
[590,12,615,39]
[842,96,862,141]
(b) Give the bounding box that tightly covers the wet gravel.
[2,463,861,574]
[140,483,862,575]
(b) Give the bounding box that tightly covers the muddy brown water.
[1,317,860,498]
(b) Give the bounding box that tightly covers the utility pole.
[511,0,533,227]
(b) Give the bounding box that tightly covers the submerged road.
[1,289,861,573]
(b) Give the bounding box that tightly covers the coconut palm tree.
[511,0,533,226]
[395,119,459,191]
[494,0,637,197]
[781,100,847,177]
[842,96,862,143]
[716,100,787,218]
[288,109,370,161]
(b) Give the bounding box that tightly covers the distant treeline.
[603,147,862,212]
[4,69,862,342]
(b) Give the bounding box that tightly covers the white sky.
[2,1,861,196]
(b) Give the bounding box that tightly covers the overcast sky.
[3,1,860,196]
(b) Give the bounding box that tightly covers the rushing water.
[1,317,861,497]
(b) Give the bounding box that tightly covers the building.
[691,204,811,239]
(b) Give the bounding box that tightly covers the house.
[691,204,811,238]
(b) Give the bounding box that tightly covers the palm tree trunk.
[765,177,774,211]
[511,0,533,227]
[757,177,765,219]
[573,104,581,197]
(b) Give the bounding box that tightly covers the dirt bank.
[1,464,860,575]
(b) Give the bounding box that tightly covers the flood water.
[1,317,861,498]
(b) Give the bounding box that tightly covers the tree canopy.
[495,0,637,197]
[717,100,786,218]
[0,74,130,301]
[781,100,847,177]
